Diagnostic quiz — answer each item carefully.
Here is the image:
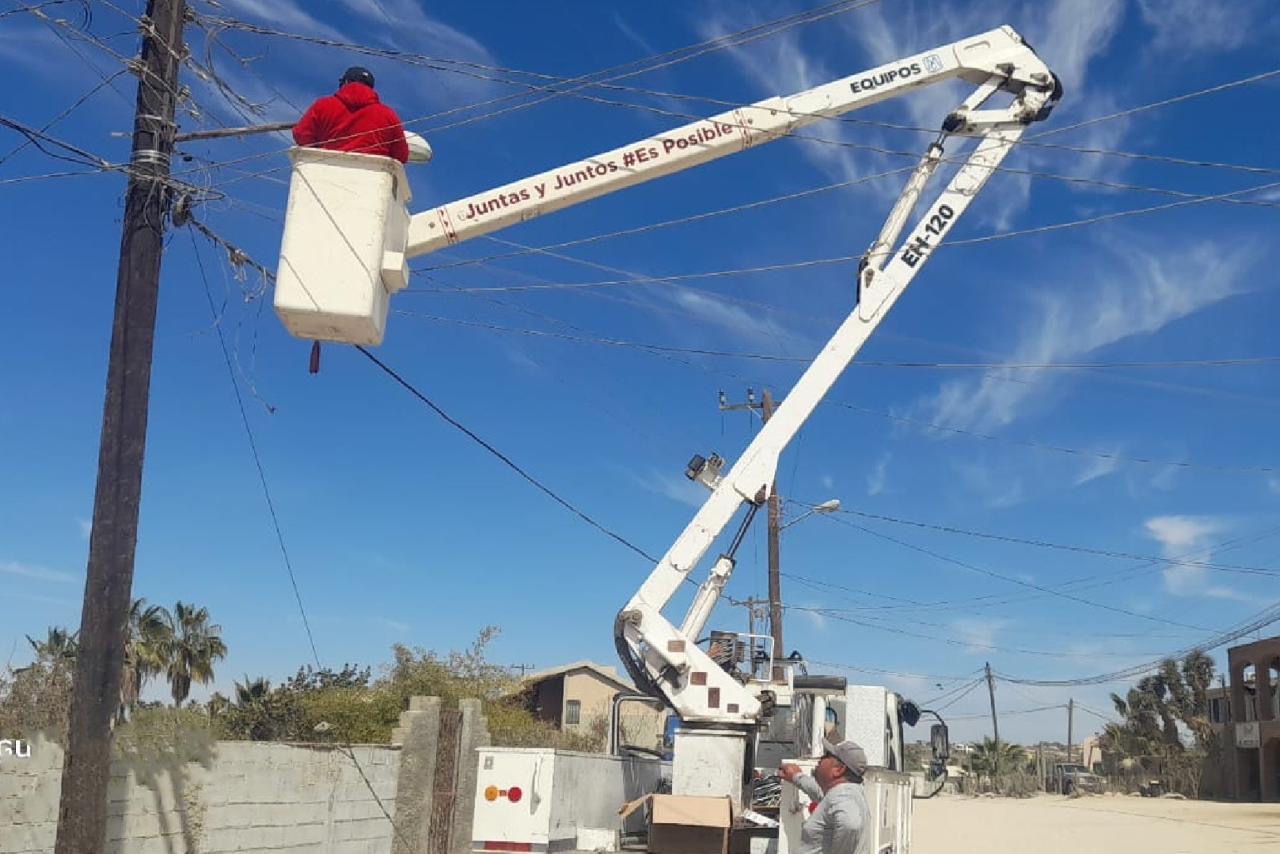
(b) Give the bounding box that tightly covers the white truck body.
[758,684,905,771]
[470,747,666,853]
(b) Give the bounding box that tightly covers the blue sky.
[1,0,1278,745]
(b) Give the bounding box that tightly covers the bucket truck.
[273,23,1060,849]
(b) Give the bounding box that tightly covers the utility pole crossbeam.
[55,3,187,852]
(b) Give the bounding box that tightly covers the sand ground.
[912,792,1280,854]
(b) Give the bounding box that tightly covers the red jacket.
[293,82,409,163]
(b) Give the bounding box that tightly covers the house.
[518,660,666,749]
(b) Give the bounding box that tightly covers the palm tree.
[118,598,172,723]
[163,602,228,705]
[969,737,1026,778]
[234,676,271,706]
[26,627,79,665]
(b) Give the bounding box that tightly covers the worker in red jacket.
[292,67,409,163]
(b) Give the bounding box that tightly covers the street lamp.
[779,498,840,532]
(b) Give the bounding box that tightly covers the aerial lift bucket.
[274,147,411,346]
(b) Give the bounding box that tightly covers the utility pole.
[761,390,783,678]
[985,662,1000,781]
[718,388,784,679]
[1067,698,1074,765]
[56,3,187,852]
[508,663,537,677]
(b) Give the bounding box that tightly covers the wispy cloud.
[631,468,705,509]
[1269,477,1280,495]
[953,459,1025,509]
[665,288,798,351]
[1136,0,1269,53]
[1144,515,1242,599]
[77,518,92,540]
[952,618,1007,654]
[913,239,1250,433]
[216,0,347,41]
[1073,452,1120,487]
[697,7,875,188]
[0,560,77,584]
[866,453,890,496]
[376,617,411,634]
[800,605,827,633]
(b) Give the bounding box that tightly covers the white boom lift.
[274,25,1060,802]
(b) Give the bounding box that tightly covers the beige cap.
[821,737,869,774]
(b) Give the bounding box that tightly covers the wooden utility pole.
[1067,698,1075,765]
[718,388,784,679]
[985,662,1000,780]
[56,2,187,851]
[761,390,784,676]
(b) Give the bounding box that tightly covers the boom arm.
[404,27,1056,259]
[277,26,1058,724]
[604,30,1058,724]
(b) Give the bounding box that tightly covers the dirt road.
[912,793,1280,854]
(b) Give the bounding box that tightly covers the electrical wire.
[403,175,1280,294]
[803,659,979,683]
[1033,68,1280,140]
[187,12,1280,206]
[188,228,410,851]
[0,69,126,167]
[815,512,1212,632]
[946,704,1063,722]
[997,596,1280,686]
[392,310,1280,374]
[816,504,1280,576]
[354,345,659,563]
[836,402,1279,477]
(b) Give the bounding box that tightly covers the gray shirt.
[794,774,870,854]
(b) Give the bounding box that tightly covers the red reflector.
[482,844,532,852]
[507,786,523,803]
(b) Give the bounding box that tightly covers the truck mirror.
[930,724,950,761]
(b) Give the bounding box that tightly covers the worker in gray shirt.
[779,739,871,854]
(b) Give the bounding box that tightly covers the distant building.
[1079,735,1103,772]
[517,660,666,749]
[1217,637,1280,801]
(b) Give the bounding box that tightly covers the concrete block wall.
[0,735,401,854]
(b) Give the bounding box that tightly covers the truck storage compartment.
[472,747,666,853]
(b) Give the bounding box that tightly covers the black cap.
[340,67,375,88]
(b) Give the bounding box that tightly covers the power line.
[189,229,321,666]
[931,679,984,712]
[947,704,1064,722]
[997,597,1280,686]
[0,69,126,167]
[178,0,883,180]
[1033,67,1280,140]
[816,512,1213,632]
[803,659,979,683]
[835,402,1279,476]
[186,14,1280,202]
[819,504,1280,576]
[393,311,1280,373]
[403,177,1280,294]
[1073,703,1119,724]
[187,228,410,851]
[355,346,658,564]
[787,604,1157,658]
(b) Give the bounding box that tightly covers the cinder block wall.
[0,735,401,854]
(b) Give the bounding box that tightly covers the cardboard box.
[619,794,733,854]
